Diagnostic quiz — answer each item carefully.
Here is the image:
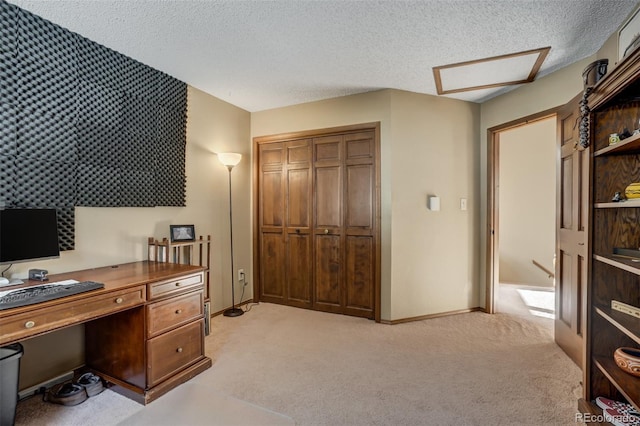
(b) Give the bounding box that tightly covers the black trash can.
[0,343,23,426]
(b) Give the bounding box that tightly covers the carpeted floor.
[15,302,581,425]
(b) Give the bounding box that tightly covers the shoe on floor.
[44,382,88,406]
[75,372,104,397]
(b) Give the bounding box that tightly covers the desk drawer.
[0,286,145,346]
[147,290,203,338]
[147,319,204,387]
[148,273,203,300]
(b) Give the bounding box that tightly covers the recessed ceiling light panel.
[433,47,550,95]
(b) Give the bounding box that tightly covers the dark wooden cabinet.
[579,48,640,416]
[85,267,211,404]
[254,123,380,320]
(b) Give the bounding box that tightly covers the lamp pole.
[223,163,243,317]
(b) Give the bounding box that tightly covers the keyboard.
[0,280,105,310]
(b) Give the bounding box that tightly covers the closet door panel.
[314,135,342,162]
[314,235,341,308]
[285,139,312,306]
[345,164,373,230]
[345,131,374,163]
[315,166,341,228]
[260,232,285,300]
[287,168,310,228]
[345,236,374,314]
[261,171,283,227]
[287,233,312,305]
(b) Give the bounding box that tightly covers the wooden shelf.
[594,132,640,157]
[162,240,205,248]
[595,199,640,208]
[593,254,640,275]
[148,235,211,301]
[594,356,640,412]
[595,305,640,345]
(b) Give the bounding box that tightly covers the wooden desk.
[0,261,212,404]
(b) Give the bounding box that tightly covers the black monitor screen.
[0,209,60,264]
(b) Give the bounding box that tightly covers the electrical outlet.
[238,269,245,283]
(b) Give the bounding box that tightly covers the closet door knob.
[324,229,329,234]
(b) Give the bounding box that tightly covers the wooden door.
[555,93,588,367]
[343,132,376,317]
[254,123,380,321]
[258,140,313,307]
[258,143,286,302]
[285,140,313,308]
[312,132,376,318]
[313,135,344,313]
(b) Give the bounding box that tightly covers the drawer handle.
[115,297,124,304]
[175,282,181,287]
[175,309,183,314]
[324,229,329,234]
[176,347,183,353]
[25,320,35,329]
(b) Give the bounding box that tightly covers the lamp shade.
[218,153,242,167]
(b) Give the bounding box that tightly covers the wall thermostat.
[427,196,440,211]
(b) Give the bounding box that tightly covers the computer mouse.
[0,277,9,286]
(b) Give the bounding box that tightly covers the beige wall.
[389,91,480,319]
[14,86,251,389]
[498,117,556,287]
[251,89,480,321]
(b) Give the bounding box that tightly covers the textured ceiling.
[8,0,640,112]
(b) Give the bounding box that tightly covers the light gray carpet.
[15,302,581,425]
[118,383,294,426]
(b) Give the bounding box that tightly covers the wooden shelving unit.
[593,132,640,157]
[580,45,640,420]
[148,235,211,301]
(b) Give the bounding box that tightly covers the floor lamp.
[218,152,244,317]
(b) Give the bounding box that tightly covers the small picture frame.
[170,225,195,242]
[619,5,640,61]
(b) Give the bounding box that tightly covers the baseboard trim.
[18,370,74,400]
[211,299,255,318]
[380,307,484,325]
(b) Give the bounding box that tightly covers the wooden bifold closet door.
[254,123,380,321]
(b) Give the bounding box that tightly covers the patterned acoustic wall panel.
[0,1,188,250]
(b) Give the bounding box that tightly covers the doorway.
[486,109,558,320]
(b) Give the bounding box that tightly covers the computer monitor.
[0,208,61,264]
